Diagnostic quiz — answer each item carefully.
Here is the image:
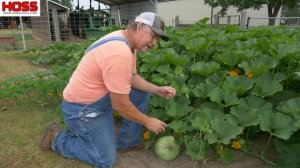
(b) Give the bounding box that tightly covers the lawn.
[0,29,50,50]
[0,53,91,168]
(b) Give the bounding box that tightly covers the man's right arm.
[109,92,167,134]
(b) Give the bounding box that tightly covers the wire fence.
[0,9,115,51]
[246,17,300,28]
[215,15,241,26]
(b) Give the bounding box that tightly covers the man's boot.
[40,122,60,151]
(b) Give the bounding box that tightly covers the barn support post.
[148,0,158,13]
[52,9,61,41]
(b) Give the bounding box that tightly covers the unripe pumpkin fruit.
[154,135,180,161]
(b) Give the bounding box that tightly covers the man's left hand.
[156,86,176,99]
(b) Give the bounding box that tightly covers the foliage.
[140,21,300,166]
[1,22,300,167]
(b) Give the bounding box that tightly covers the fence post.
[227,16,230,24]
[240,11,247,30]
[246,17,251,29]
[19,16,26,49]
[214,14,219,26]
[52,9,61,41]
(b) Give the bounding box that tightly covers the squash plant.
[139,21,300,166]
[0,21,300,167]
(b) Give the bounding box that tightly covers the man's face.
[136,24,159,52]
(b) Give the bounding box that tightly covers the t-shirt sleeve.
[102,55,133,94]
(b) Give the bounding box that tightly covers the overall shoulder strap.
[85,36,129,54]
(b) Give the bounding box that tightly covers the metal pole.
[117,9,121,26]
[19,16,26,50]
[210,6,213,26]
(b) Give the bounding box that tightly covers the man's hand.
[145,117,167,134]
[156,86,176,99]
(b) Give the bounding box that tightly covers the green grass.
[0,53,91,168]
[0,53,46,82]
[0,29,50,50]
[0,101,91,168]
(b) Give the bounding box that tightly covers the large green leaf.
[223,76,254,95]
[143,53,165,66]
[188,76,205,88]
[270,43,300,60]
[190,61,221,77]
[276,98,300,119]
[150,95,171,107]
[155,64,170,75]
[227,96,271,127]
[252,72,284,97]
[292,72,300,80]
[168,120,189,133]
[213,50,247,68]
[151,74,169,85]
[205,71,227,87]
[259,111,296,140]
[274,137,300,168]
[238,96,273,112]
[191,112,210,132]
[166,103,193,118]
[191,82,215,98]
[238,55,279,76]
[204,119,243,144]
[227,106,259,128]
[198,108,225,121]
[223,91,240,107]
[148,108,171,121]
[161,48,189,66]
[207,86,223,105]
[182,36,206,54]
[185,138,208,161]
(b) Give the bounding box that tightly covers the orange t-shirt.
[63,30,136,104]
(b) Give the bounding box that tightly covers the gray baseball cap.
[135,12,169,41]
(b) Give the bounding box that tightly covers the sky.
[72,0,108,10]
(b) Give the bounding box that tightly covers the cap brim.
[150,27,169,41]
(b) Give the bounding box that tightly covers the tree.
[204,0,300,25]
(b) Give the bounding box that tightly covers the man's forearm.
[110,92,150,126]
[132,74,158,94]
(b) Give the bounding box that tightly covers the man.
[40,12,176,168]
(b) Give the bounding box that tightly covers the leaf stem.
[239,148,276,166]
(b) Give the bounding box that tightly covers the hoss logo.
[2,1,38,12]
[0,0,40,16]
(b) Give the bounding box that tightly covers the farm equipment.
[69,9,114,39]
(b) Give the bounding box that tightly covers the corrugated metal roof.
[94,0,175,6]
[94,0,149,6]
[48,0,70,10]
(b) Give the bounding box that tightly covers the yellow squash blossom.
[143,130,151,140]
[231,140,241,149]
[245,71,254,78]
[228,70,238,77]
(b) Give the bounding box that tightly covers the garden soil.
[115,149,273,168]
